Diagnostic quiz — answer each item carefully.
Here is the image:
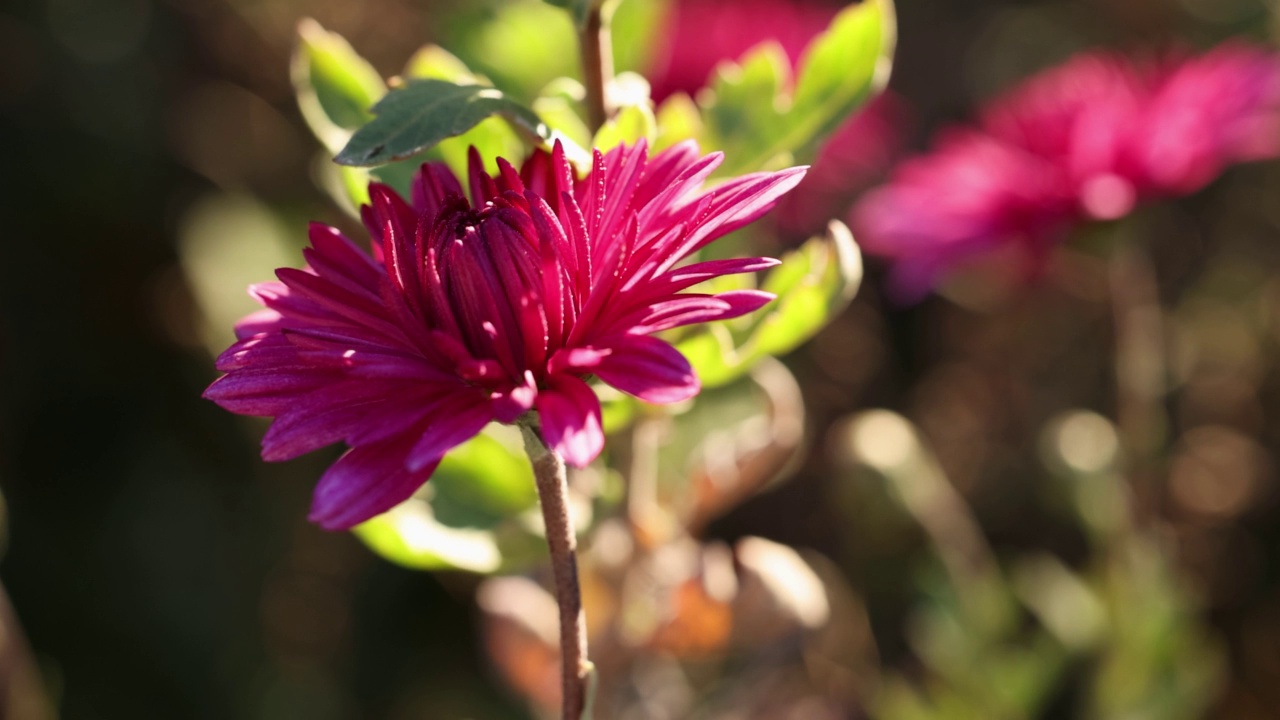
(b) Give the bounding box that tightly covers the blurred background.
[4,0,1280,717]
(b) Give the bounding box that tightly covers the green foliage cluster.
[290,0,894,574]
[836,411,1223,720]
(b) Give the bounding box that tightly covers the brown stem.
[521,424,589,720]
[580,3,613,134]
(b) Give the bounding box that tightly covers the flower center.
[429,201,545,382]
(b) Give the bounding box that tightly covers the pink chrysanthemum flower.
[205,141,805,530]
[854,128,1074,300]
[1132,43,1280,196]
[854,43,1280,301]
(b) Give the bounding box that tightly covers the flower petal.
[590,334,699,404]
[405,393,495,472]
[308,432,435,531]
[536,375,604,468]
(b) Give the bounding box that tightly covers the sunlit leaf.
[336,79,550,167]
[791,0,894,140]
[676,324,743,390]
[611,0,671,76]
[292,18,385,150]
[533,78,593,152]
[592,101,656,151]
[430,430,538,527]
[678,220,862,389]
[700,0,895,176]
[403,44,475,82]
[706,41,791,165]
[542,0,593,26]
[354,501,504,573]
[654,93,702,150]
[291,19,385,210]
[452,1,579,98]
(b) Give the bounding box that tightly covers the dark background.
[2,0,1279,717]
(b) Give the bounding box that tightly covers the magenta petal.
[546,346,611,375]
[710,289,775,318]
[261,383,436,461]
[536,375,604,468]
[591,334,699,404]
[308,432,435,531]
[405,394,495,471]
[203,368,337,415]
[490,371,538,423]
[233,309,285,339]
[262,401,383,462]
[627,289,775,334]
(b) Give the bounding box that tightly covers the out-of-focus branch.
[1109,241,1167,513]
[580,2,614,134]
[0,581,53,719]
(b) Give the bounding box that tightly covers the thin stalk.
[1109,240,1167,515]
[521,424,589,720]
[580,3,614,134]
[624,413,662,542]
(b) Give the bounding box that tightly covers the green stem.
[521,424,589,720]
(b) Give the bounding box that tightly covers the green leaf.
[677,221,862,389]
[335,79,550,167]
[533,78,593,152]
[354,501,505,573]
[675,324,745,390]
[430,431,538,527]
[791,0,894,139]
[451,1,578,98]
[654,92,702,151]
[542,0,593,26]
[611,0,671,76]
[592,101,656,151]
[292,19,386,153]
[403,44,475,82]
[700,0,895,176]
[706,40,790,159]
[750,220,862,358]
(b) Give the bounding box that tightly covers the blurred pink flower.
[205,141,804,529]
[648,0,905,240]
[855,129,1075,299]
[647,0,842,103]
[1133,43,1280,196]
[854,43,1280,301]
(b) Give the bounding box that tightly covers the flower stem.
[521,424,589,720]
[1109,237,1166,516]
[580,3,614,134]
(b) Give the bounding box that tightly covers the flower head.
[855,129,1074,300]
[854,43,1280,301]
[205,141,805,529]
